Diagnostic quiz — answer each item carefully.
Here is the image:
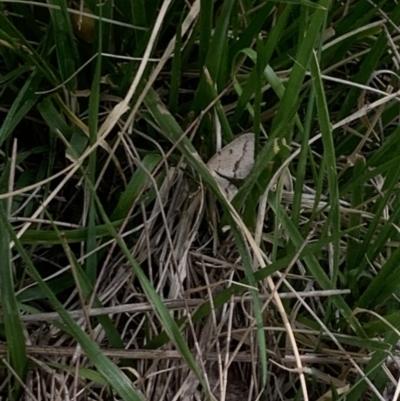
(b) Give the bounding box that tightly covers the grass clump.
[1,1,400,400]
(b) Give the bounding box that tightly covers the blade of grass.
[344,331,397,401]
[337,3,400,120]
[253,36,264,148]
[232,4,292,124]
[0,65,31,87]
[111,154,163,221]
[350,161,400,287]
[0,11,57,84]
[17,273,74,303]
[309,51,340,286]
[9,2,42,39]
[58,231,124,348]
[268,0,328,141]
[234,0,330,209]
[340,155,400,197]
[193,0,235,114]
[19,219,127,245]
[0,71,42,147]
[291,88,315,227]
[168,19,182,114]
[203,68,234,142]
[268,193,365,336]
[47,0,79,90]
[85,4,103,284]
[129,0,147,47]
[47,361,108,385]
[0,202,145,401]
[345,157,365,295]
[357,244,400,310]
[228,2,274,69]
[203,0,234,88]
[268,0,326,7]
[0,179,27,398]
[37,97,74,139]
[199,0,213,68]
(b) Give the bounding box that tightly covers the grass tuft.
[1,1,400,400]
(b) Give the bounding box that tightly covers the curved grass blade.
[0,202,145,401]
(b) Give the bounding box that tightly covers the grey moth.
[207,133,255,201]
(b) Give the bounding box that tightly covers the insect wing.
[210,170,239,201]
[207,133,255,180]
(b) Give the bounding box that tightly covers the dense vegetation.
[1,1,400,400]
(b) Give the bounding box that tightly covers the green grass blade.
[86,11,103,284]
[0,11,57,83]
[47,0,79,90]
[111,154,163,221]
[168,19,182,114]
[268,0,329,140]
[9,2,42,39]
[268,193,364,336]
[268,0,326,7]
[129,0,147,47]
[193,0,235,113]
[309,52,340,286]
[19,219,126,245]
[203,0,234,86]
[232,4,291,124]
[0,203,145,401]
[0,197,27,397]
[350,162,400,285]
[357,244,400,309]
[203,68,234,141]
[199,0,213,68]
[337,3,400,120]
[345,157,365,291]
[0,65,31,87]
[235,0,330,209]
[344,331,398,401]
[0,71,42,147]
[57,232,124,349]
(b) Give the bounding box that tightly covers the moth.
[207,133,255,201]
